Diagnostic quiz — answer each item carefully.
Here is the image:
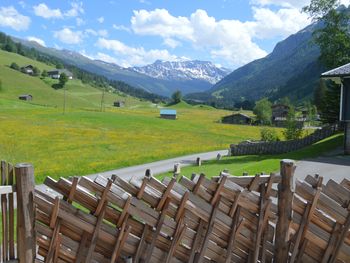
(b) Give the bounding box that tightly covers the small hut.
[222,113,252,125]
[18,94,33,101]
[20,65,34,75]
[160,109,177,120]
[113,101,125,107]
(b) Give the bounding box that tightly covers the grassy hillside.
[0,50,145,109]
[0,50,282,183]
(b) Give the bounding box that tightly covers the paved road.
[35,149,228,193]
[36,148,350,195]
[295,155,350,183]
[86,149,228,180]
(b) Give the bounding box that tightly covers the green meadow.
[0,50,281,183]
[158,133,343,179]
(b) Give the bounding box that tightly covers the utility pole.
[100,88,105,112]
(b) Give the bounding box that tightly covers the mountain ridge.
[186,22,324,107]
[13,37,229,97]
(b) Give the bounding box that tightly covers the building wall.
[222,115,250,124]
[160,114,176,120]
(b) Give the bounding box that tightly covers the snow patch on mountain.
[130,60,231,84]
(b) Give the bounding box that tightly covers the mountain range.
[13,15,328,106]
[186,22,325,107]
[13,38,230,97]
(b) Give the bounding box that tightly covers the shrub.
[283,107,303,140]
[10,62,19,70]
[260,128,279,142]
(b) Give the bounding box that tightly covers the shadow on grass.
[52,83,63,90]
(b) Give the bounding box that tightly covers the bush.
[260,128,279,142]
[33,66,40,76]
[10,62,19,70]
[0,79,2,91]
[283,107,303,140]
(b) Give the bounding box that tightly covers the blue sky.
[0,1,347,69]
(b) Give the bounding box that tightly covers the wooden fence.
[230,125,336,156]
[33,160,350,262]
[0,161,35,263]
[1,159,350,262]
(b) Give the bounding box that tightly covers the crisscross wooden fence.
[33,160,350,262]
[1,159,350,262]
[0,161,35,263]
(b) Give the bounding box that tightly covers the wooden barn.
[113,101,125,107]
[18,94,33,101]
[20,65,34,75]
[222,113,252,125]
[160,109,177,120]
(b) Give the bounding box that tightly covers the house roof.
[19,94,32,97]
[227,113,251,119]
[160,109,177,115]
[321,63,350,78]
[47,69,73,76]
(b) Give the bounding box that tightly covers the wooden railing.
[0,161,35,263]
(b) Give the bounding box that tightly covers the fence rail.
[230,125,336,156]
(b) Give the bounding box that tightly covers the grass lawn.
[157,133,344,180]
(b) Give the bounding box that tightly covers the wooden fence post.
[15,163,36,262]
[275,159,295,263]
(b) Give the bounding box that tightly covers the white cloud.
[251,7,310,39]
[76,17,85,26]
[54,28,83,44]
[0,6,31,31]
[250,0,309,8]
[33,2,84,19]
[163,38,181,48]
[33,3,63,19]
[96,37,178,67]
[131,8,311,68]
[95,52,119,64]
[18,1,26,8]
[85,29,108,37]
[131,9,267,67]
[251,0,350,8]
[65,2,84,17]
[97,16,104,23]
[27,36,46,46]
[112,24,131,32]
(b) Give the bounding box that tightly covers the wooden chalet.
[322,62,350,154]
[222,113,252,125]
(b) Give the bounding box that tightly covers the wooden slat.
[328,210,350,263]
[144,198,171,263]
[290,204,311,263]
[195,197,221,263]
[134,225,149,263]
[1,160,8,262]
[8,163,15,260]
[225,207,241,263]
[85,201,108,262]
